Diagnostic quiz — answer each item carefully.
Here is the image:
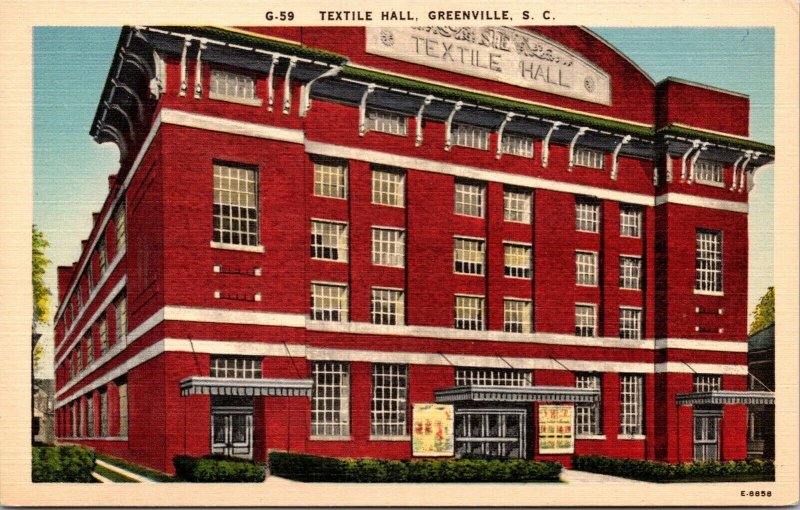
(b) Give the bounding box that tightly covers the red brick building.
[53,25,775,474]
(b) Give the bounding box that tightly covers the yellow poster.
[412,404,454,457]
[538,404,574,454]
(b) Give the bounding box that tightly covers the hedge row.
[573,455,775,482]
[268,451,562,482]
[32,446,96,482]
[173,454,267,482]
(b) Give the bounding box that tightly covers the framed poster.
[538,404,574,454]
[411,403,454,457]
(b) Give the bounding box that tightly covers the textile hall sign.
[366,26,612,105]
[538,404,575,454]
[412,403,454,456]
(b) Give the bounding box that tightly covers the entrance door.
[694,412,721,461]
[454,408,526,459]
[211,396,254,459]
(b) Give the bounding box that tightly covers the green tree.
[749,286,774,335]
[32,225,52,369]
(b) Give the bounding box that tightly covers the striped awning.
[434,385,600,404]
[676,390,775,406]
[179,376,312,397]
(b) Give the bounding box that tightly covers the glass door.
[454,408,526,459]
[211,396,254,459]
[694,412,720,461]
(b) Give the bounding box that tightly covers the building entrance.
[694,410,721,461]
[454,408,527,459]
[211,396,253,458]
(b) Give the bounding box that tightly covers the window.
[84,332,93,364]
[371,288,404,326]
[78,400,84,436]
[696,230,723,293]
[576,252,597,286]
[619,256,642,290]
[695,160,724,185]
[310,283,348,322]
[620,205,641,238]
[575,304,596,337]
[314,159,348,199]
[620,374,644,436]
[98,237,108,275]
[365,108,408,136]
[99,316,108,354]
[504,188,532,223]
[501,133,534,158]
[575,199,600,233]
[311,362,350,437]
[693,374,722,392]
[86,395,95,438]
[115,294,127,343]
[210,69,257,101]
[100,389,109,436]
[503,299,532,333]
[372,228,405,267]
[210,356,262,378]
[114,202,126,253]
[76,287,83,311]
[574,148,605,169]
[619,307,642,340]
[71,404,77,438]
[576,374,602,436]
[87,264,93,293]
[454,180,484,217]
[118,380,128,436]
[456,368,531,387]
[213,163,259,247]
[454,295,484,331]
[76,346,82,371]
[371,166,405,207]
[371,364,408,437]
[454,238,485,275]
[452,123,489,150]
[311,220,349,262]
[504,243,531,279]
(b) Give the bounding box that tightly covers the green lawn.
[94,464,138,483]
[95,453,180,482]
[661,474,775,483]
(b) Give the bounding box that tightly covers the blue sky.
[32,27,774,375]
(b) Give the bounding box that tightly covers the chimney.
[92,212,100,225]
[57,266,73,304]
[81,239,87,253]
[108,174,118,191]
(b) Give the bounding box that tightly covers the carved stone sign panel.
[366,26,612,105]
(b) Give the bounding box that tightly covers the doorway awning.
[179,376,312,397]
[676,390,775,406]
[434,385,600,404]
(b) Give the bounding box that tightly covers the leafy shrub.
[573,455,774,482]
[32,446,95,482]
[268,451,561,483]
[173,454,266,482]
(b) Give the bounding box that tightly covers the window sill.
[620,234,642,239]
[620,287,642,292]
[617,434,646,441]
[311,257,349,264]
[210,241,265,253]
[576,229,600,234]
[454,213,485,220]
[370,435,411,442]
[208,92,263,107]
[371,201,405,209]
[313,193,349,201]
[694,289,724,297]
[309,435,352,442]
[576,434,606,441]
[365,129,408,138]
[453,271,486,277]
[576,283,599,288]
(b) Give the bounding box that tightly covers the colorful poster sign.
[412,403,454,457]
[538,404,574,454]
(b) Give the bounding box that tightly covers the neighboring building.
[747,325,775,459]
[52,26,775,474]
[33,378,56,445]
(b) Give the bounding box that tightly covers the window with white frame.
[78,399,85,436]
[620,374,644,435]
[371,288,404,326]
[504,243,531,279]
[574,148,605,169]
[576,251,598,286]
[455,295,484,331]
[456,368,531,387]
[99,316,108,354]
[693,374,722,393]
[76,288,83,311]
[84,332,93,364]
[503,299,532,334]
[371,364,408,437]
[115,293,127,343]
[311,283,348,322]
[71,404,77,438]
[86,395,95,438]
[619,256,642,290]
[372,228,405,267]
[575,304,596,337]
[311,361,350,437]
[311,220,349,262]
[695,160,724,185]
[76,345,82,371]
[213,163,259,246]
[210,356,262,378]
[118,379,128,436]
[371,166,405,207]
[114,202,126,252]
[365,108,408,136]
[619,307,642,340]
[454,180,485,217]
[100,389,109,437]
[452,123,489,150]
[503,188,532,223]
[210,69,257,101]
[314,159,348,199]
[87,264,93,293]
[575,199,600,233]
[454,238,485,275]
[98,237,108,275]
[696,230,723,293]
[576,373,602,436]
[620,205,642,238]
[501,133,534,158]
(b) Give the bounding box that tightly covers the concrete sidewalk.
[561,469,653,484]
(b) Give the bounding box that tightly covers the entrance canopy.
[675,390,774,406]
[179,376,312,397]
[435,385,599,404]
